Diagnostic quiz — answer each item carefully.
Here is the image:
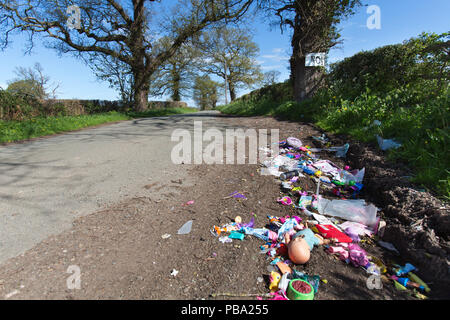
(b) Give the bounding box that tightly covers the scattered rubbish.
[277,196,293,206]
[183,200,195,206]
[326,143,350,158]
[161,233,171,239]
[408,272,431,293]
[229,231,245,240]
[227,191,247,200]
[298,195,312,209]
[316,224,353,243]
[170,269,179,277]
[277,273,290,293]
[287,279,315,300]
[312,134,329,145]
[213,292,274,298]
[219,236,232,244]
[395,263,416,276]
[286,137,303,149]
[177,220,193,235]
[378,240,400,254]
[207,129,430,300]
[376,135,402,151]
[4,289,19,299]
[266,265,277,273]
[280,169,302,180]
[391,275,425,291]
[269,271,281,291]
[276,261,292,275]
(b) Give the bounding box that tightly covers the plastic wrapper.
[318,198,378,228]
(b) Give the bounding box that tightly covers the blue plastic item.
[229,231,245,240]
[396,263,416,276]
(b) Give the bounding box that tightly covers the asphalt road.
[0,110,233,264]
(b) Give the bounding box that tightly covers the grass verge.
[219,84,449,200]
[0,107,198,144]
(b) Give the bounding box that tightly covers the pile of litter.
[210,135,430,300]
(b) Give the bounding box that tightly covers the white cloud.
[260,47,290,64]
[261,54,290,62]
[261,64,283,71]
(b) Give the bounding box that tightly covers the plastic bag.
[339,168,365,184]
[376,135,402,151]
[326,143,349,158]
[318,198,378,228]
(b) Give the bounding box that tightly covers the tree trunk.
[228,82,236,101]
[290,55,323,103]
[172,72,181,101]
[130,0,149,112]
[290,7,325,103]
[132,69,150,111]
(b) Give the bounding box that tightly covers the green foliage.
[220,32,450,199]
[197,27,263,100]
[328,32,449,100]
[219,80,293,115]
[7,79,45,99]
[0,107,198,144]
[193,75,220,110]
[0,112,129,143]
[0,87,42,120]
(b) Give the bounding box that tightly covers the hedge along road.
[0,110,232,264]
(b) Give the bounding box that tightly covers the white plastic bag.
[318,198,378,228]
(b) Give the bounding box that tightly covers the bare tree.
[88,54,134,104]
[0,0,254,111]
[262,70,281,86]
[8,62,60,99]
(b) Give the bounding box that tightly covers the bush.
[219,32,450,199]
[0,88,42,120]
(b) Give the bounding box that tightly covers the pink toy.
[277,196,293,206]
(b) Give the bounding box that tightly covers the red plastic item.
[316,224,353,243]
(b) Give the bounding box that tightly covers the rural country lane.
[0,110,230,264]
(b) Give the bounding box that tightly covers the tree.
[262,70,281,86]
[89,54,134,105]
[197,27,263,102]
[261,0,361,102]
[149,37,200,102]
[193,75,220,110]
[7,63,59,99]
[0,0,254,111]
[7,79,44,99]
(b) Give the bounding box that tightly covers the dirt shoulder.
[0,115,447,300]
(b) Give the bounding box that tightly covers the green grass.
[126,106,198,118]
[0,107,198,144]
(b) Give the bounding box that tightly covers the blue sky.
[0,0,449,105]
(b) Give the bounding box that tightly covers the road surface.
[0,110,232,264]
